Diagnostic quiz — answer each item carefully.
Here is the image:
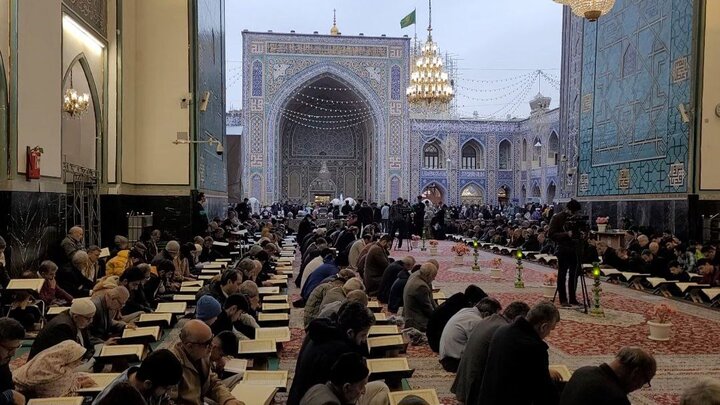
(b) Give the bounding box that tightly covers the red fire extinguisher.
[26,146,42,181]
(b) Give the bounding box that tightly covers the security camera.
[180,92,193,109]
[200,91,211,112]
[214,141,224,155]
[560,154,567,162]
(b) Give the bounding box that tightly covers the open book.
[97,344,144,362]
[215,258,232,262]
[374,312,388,322]
[180,286,201,293]
[118,326,161,345]
[263,295,289,303]
[181,280,204,288]
[99,247,111,258]
[700,288,720,302]
[261,303,290,312]
[27,398,84,405]
[366,357,414,379]
[243,370,289,390]
[237,339,277,356]
[7,278,44,292]
[367,335,407,355]
[367,301,382,312]
[76,373,120,393]
[47,306,70,316]
[136,313,173,327]
[173,294,196,302]
[388,389,440,405]
[368,325,400,336]
[224,358,249,375]
[230,384,277,405]
[432,291,446,300]
[258,287,280,295]
[155,302,187,314]
[212,241,230,247]
[255,327,291,343]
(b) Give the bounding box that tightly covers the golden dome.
[330,9,340,35]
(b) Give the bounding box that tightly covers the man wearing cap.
[196,295,223,326]
[89,286,132,344]
[29,297,96,359]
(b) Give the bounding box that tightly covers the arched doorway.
[421,183,444,206]
[531,183,542,201]
[546,182,556,204]
[460,183,484,205]
[548,131,559,166]
[497,185,510,205]
[278,74,374,202]
[521,185,527,204]
[62,53,102,172]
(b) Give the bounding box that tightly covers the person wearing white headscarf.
[13,340,95,398]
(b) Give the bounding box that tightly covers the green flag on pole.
[400,9,416,28]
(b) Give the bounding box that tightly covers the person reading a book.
[89,286,134,345]
[29,297,96,360]
[317,290,369,323]
[92,348,183,405]
[439,297,502,372]
[37,260,73,306]
[300,352,370,405]
[13,340,95,398]
[195,270,242,307]
[288,301,387,405]
[196,295,223,327]
[170,320,241,405]
[209,331,244,389]
[7,289,42,332]
[211,294,256,339]
[402,262,439,332]
[559,347,656,405]
[0,318,25,405]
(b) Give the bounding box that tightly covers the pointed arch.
[460,182,484,205]
[423,139,445,169]
[547,131,559,166]
[461,139,485,169]
[61,53,103,174]
[522,138,528,167]
[266,61,387,202]
[546,181,556,204]
[532,136,542,167]
[498,139,512,170]
[421,181,445,206]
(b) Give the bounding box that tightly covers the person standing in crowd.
[0,318,25,405]
[560,347,656,405]
[60,226,84,262]
[192,192,210,237]
[547,199,582,307]
[477,301,562,405]
[413,196,426,236]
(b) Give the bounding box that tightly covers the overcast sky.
[225,0,563,118]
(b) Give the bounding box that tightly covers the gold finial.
[330,9,340,35]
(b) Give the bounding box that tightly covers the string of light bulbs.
[281,112,370,130]
[454,73,536,93]
[294,92,369,105]
[484,76,537,119]
[291,96,373,113]
[455,73,539,102]
[280,107,373,119]
[456,72,533,84]
[282,109,374,124]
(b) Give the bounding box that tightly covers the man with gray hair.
[560,346,656,405]
[402,262,439,332]
[477,301,562,405]
[61,226,84,260]
[680,378,720,405]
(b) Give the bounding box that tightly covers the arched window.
[498,139,512,170]
[547,131,559,166]
[461,140,484,169]
[522,139,528,162]
[532,137,542,167]
[423,141,442,169]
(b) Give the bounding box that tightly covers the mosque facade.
[239,30,561,207]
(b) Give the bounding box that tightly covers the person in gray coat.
[452,301,530,404]
[402,262,438,332]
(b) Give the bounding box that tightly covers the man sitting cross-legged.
[439,297,502,372]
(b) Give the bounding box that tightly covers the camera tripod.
[552,239,592,314]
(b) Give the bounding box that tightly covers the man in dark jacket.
[378,256,415,304]
[29,298,96,359]
[452,301,531,405]
[195,270,242,306]
[426,285,487,353]
[559,347,655,405]
[300,353,371,405]
[287,301,376,405]
[477,301,562,405]
[0,318,25,405]
[547,199,582,307]
[362,235,392,296]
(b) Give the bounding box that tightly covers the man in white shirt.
[439,297,502,372]
[348,234,371,270]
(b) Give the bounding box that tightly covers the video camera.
[564,214,591,237]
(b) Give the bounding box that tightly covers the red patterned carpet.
[281,240,720,405]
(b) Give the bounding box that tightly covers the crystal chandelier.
[63,70,90,118]
[555,0,616,21]
[406,0,454,104]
